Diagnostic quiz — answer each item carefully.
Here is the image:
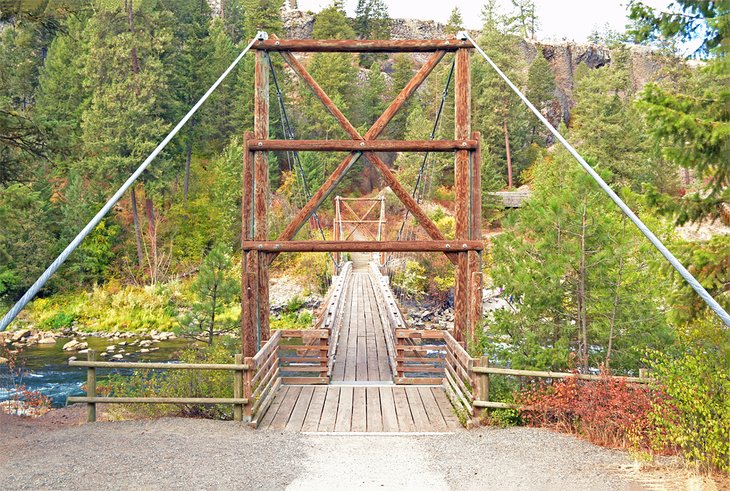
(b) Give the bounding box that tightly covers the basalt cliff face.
[280,8,668,124]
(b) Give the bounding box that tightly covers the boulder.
[139,340,153,348]
[37,337,57,345]
[11,329,31,342]
[62,340,88,351]
[112,354,124,360]
[139,348,150,354]
[68,356,77,362]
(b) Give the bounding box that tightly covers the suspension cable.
[464,31,729,327]
[0,34,264,332]
[396,57,456,243]
[268,55,338,269]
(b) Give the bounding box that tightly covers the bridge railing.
[368,262,406,376]
[316,261,352,376]
[394,329,446,385]
[278,329,330,384]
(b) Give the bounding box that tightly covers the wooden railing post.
[243,356,254,423]
[234,353,243,422]
[86,350,97,423]
[478,356,490,405]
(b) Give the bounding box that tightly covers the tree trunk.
[130,186,145,269]
[183,137,193,200]
[144,197,158,283]
[578,195,589,372]
[606,217,627,369]
[504,116,513,189]
[209,283,218,345]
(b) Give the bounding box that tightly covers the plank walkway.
[258,385,462,432]
[330,272,392,382]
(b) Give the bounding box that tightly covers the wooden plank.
[301,386,327,432]
[248,139,478,152]
[432,387,463,430]
[351,387,367,432]
[392,387,416,432]
[270,386,301,430]
[245,240,482,253]
[258,386,288,429]
[379,387,399,432]
[406,387,431,432]
[366,386,383,432]
[417,386,448,432]
[285,386,314,432]
[242,129,255,357]
[334,386,354,432]
[254,38,473,52]
[68,396,249,405]
[318,386,340,432]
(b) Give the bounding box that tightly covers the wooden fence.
[394,329,446,385]
[68,327,331,425]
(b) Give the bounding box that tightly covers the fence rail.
[68,327,332,425]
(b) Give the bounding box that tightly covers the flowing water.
[0,336,194,407]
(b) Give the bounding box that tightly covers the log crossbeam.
[253,39,473,52]
[247,139,477,152]
[242,241,483,253]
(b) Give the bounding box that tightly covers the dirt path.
[0,410,688,490]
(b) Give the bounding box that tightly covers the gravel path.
[0,410,664,490]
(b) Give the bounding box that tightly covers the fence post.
[478,356,490,405]
[86,350,97,423]
[639,368,648,380]
[234,353,243,422]
[243,356,254,423]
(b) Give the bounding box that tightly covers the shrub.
[645,349,729,473]
[41,311,76,330]
[515,371,658,449]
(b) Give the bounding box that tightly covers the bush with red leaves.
[515,371,668,451]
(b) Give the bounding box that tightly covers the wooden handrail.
[470,366,652,383]
[68,361,249,370]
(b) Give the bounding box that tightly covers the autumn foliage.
[514,371,665,451]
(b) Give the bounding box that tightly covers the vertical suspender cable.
[464,32,729,327]
[0,35,263,332]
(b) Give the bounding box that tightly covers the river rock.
[112,354,124,360]
[37,337,57,344]
[62,340,88,351]
[106,345,115,351]
[78,349,88,354]
[11,328,31,342]
[139,348,150,353]
[117,341,127,346]
[0,357,7,365]
[68,356,77,362]
[139,340,153,348]
[100,352,108,358]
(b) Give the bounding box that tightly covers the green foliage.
[445,7,464,35]
[645,321,730,473]
[392,260,428,299]
[176,244,239,344]
[41,311,76,330]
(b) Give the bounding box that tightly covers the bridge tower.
[241,35,483,357]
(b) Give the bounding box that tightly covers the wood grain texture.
[247,139,478,152]
[254,38,473,52]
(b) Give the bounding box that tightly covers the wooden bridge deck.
[258,264,462,433]
[330,272,392,382]
[258,385,461,432]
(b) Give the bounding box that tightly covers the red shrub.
[515,371,661,450]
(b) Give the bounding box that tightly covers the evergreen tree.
[509,0,538,39]
[525,54,555,143]
[490,150,673,372]
[445,7,464,36]
[387,54,415,140]
[471,11,529,188]
[354,0,390,66]
[177,244,239,344]
[358,61,387,127]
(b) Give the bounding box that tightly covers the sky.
[295,0,675,44]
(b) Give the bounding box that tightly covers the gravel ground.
[0,408,692,490]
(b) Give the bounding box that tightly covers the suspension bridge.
[2,32,728,433]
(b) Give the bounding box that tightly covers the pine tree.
[490,150,673,372]
[386,54,415,140]
[177,244,239,344]
[354,0,390,66]
[471,12,529,188]
[525,54,555,144]
[445,7,464,35]
[80,1,175,279]
[509,0,538,39]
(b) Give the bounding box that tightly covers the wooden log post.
[86,350,97,423]
[453,47,471,343]
[243,356,254,422]
[234,353,243,422]
[253,49,270,345]
[333,196,340,275]
[469,271,483,347]
[468,131,483,344]
[242,131,255,357]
